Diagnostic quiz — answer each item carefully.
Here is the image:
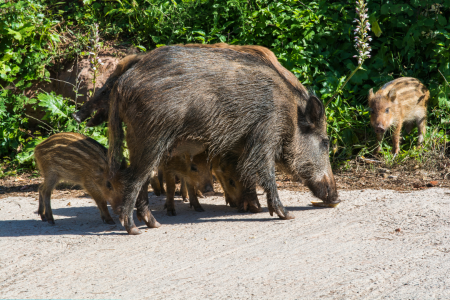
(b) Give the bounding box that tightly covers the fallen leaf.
[311,201,340,208]
[427,181,438,187]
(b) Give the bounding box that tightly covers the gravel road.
[1,188,449,299]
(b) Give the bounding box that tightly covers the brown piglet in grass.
[34,132,160,228]
[368,77,429,155]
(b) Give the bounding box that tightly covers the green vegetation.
[0,0,449,176]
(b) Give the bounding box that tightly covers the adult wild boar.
[106,45,339,234]
[72,43,306,125]
[368,77,429,154]
[34,132,160,228]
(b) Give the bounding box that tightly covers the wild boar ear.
[388,89,397,102]
[305,95,324,126]
[298,95,325,130]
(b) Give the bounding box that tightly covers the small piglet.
[368,77,429,154]
[155,151,214,216]
[34,132,160,228]
[211,156,261,213]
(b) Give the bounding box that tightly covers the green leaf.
[151,36,160,43]
[136,45,147,52]
[37,92,67,118]
[369,14,382,37]
[192,30,205,36]
[16,139,43,165]
[7,29,22,41]
[438,15,447,26]
[381,4,390,15]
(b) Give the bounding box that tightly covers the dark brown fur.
[34,132,160,228]
[73,43,309,126]
[106,46,338,234]
[368,77,429,154]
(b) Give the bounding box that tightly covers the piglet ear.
[368,88,374,105]
[388,89,397,102]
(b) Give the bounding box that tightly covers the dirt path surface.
[1,188,450,299]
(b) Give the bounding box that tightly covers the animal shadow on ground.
[0,182,83,196]
[146,193,321,226]
[0,205,128,237]
[0,193,321,237]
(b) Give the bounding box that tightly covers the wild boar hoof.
[167,209,177,216]
[249,205,262,214]
[150,220,162,228]
[279,211,295,220]
[48,219,56,225]
[40,215,47,222]
[71,112,82,123]
[183,198,189,203]
[269,205,295,220]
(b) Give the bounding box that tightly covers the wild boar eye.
[322,139,329,149]
[101,90,107,95]
[385,108,390,113]
[106,181,112,190]
[229,179,236,187]
[191,165,198,172]
[368,107,373,113]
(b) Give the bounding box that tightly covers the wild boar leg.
[150,171,162,196]
[38,174,58,225]
[85,185,115,224]
[416,117,426,145]
[164,173,177,216]
[180,178,188,202]
[187,183,205,212]
[263,166,294,220]
[392,122,403,154]
[136,180,161,228]
[118,172,148,235]
[158,170,166,195]
[239,185,261,213]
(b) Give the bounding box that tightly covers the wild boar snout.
[72,111,83,123]
[307,173,339,204]
[203,182,214,194]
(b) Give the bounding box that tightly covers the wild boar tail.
[108,90,125,178]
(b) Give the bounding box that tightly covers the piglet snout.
[374,125,386,134]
